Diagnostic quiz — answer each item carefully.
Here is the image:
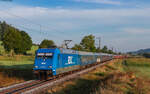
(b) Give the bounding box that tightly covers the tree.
[2,27,22,53]
[72,44,83,51]
[71,34,115,54]
[1,21,33,54]
[19,31,32,54]
[0,21,2,40]
[96,48,101,52]
[0,21,10,40]
[39,39,56,48]
[118,52,122,55]
[101,45,108,53]
[80,35,96,52]
[108,49,113,54]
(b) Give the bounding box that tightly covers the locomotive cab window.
[37,53,53,59]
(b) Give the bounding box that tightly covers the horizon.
[0,0,150,52]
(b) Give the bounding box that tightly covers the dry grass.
[0,55,34,87]
[0,68,34,87]
[46,60,122,94]
[0,72,24,87]
[46,58,150,94]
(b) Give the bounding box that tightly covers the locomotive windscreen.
[37,53,53,58]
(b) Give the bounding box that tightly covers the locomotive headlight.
[49,66,52,68]
[35,66,38,68]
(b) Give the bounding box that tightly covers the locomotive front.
[33,48,59,80]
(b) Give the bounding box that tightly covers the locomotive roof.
[60,48,112,56]
[36,48,57,53]
[37,48,113,56]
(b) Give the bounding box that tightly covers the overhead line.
[0,10,65,34]
[0,16,52,38]
[0,10,42,27]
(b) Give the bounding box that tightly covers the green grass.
[0,41,38,69]
[123,58,150,78]
[0,55,34,69]
[27,45,38,55]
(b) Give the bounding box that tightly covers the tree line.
[72,35,116,54]
[0,21,116,55]
[39,35,116,54]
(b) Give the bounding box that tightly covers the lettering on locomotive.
[65,56,75,65]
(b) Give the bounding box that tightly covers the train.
[33,48,114,80]
[113,55,128,59]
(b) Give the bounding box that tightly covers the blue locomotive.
[33,48,113,80]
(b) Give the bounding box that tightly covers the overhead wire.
[0,10,65,33]
[0,10,67,39]
[0,5,88,47]
[0,15,47,35]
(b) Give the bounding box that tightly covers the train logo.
[66,56,74,65]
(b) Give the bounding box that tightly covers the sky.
[0,0,150,52]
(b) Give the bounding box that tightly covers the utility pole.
[96,37,101,50]
[64,40,72,49]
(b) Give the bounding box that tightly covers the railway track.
[0,60,112,94]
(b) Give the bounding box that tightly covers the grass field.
[0,55,35,87]
[0,55,34,69]
[46,58,150,94]
[123,58,150,78]
[0,41,38,69]
[0,42,37,87]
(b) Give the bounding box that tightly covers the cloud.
[0,5,150,51]
[1,6,150,24]
[74,0,121,5]
[0,6,49,18]
[0,5,150,35]
[122,28,150,34]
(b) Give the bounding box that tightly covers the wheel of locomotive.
[39,72,43,80]
[35,73,40,80]
[44,71,48,80]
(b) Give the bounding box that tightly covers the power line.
[0,16,53,38]
[0,8,81,44]
[0,10,65,34]
[0,12,67,39]
[0,10,42,27]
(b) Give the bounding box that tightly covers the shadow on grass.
[125,63,150,67]
[0,64,33,70]
[0,64,34,80]
[48,74,115,94]
[94,72,105,77]
[52,79,100,94]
